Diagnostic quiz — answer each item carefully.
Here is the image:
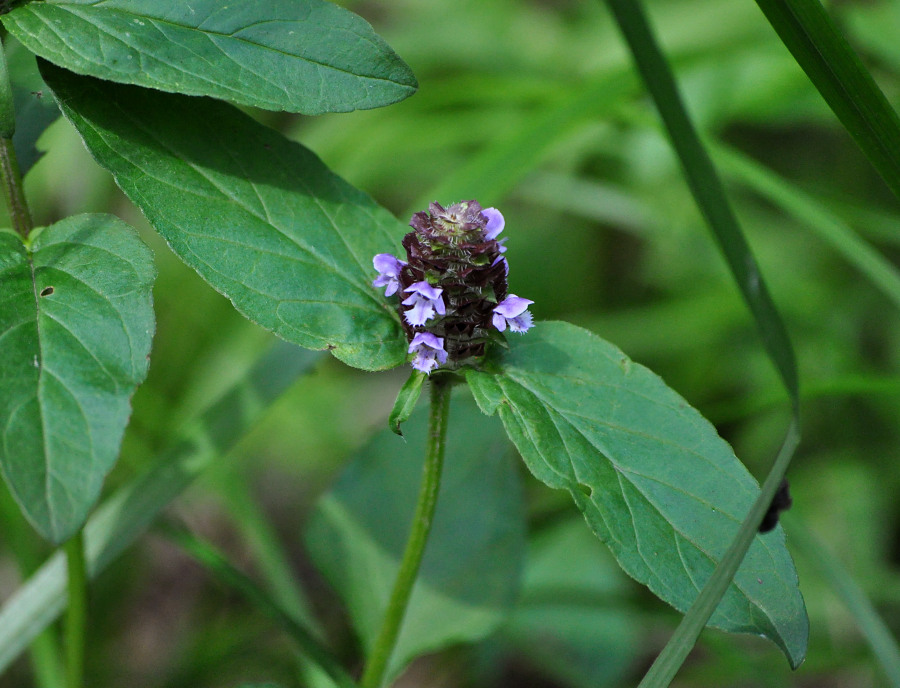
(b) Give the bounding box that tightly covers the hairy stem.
[0,136,31,238]
[0,38,31,238]
[64,531,87,688]
[360,376,452,688]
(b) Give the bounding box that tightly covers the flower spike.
[373,201,534,372]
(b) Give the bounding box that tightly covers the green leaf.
[6,36,60,176]
[3,0,417,115]
[753,0,900,202]
[0,35,16,137]
[466,322,808,667]
[388,370,425,436]
[306,394,525,683]
[0,341,324,673]
[40,62,407,371]
[0,214,155,543]
[11,81,58,179]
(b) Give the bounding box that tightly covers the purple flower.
[493,295,534,333]
[482,207,505,240]
[402,281,446,326]
[408,332,448,374]
[372,253,406,296]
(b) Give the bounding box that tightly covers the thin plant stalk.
[0,488,64,688]
[64,530,87,688]
[360,376,452,688]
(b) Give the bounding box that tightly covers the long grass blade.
[713,144,900,311]
[160,523,357,688]
[0,342,323,674]
[211,466,317,628]
[604,0,799,410]
[603,0,805,681]
[753,0,900,202]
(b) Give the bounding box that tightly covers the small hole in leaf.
[40,286,54,297]
[577,483,592,497]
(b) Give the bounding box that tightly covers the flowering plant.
[10,0,888,683]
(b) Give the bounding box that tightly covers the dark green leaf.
[3,0,417,114]
[306,394,525,682]
[467,322,808,667]
[41,62,407,371]
[0,215,155,543]
[388,370,425,435]
[0,36,15,137]
[753,0,900,202]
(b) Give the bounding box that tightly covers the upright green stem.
[0,137,30,237]
[360,376,452,688]
[64,530,87,688]
[0,37,31,239]
[0,487,65,688]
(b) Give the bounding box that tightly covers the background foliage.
[2,0,900,686]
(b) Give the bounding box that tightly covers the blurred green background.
[3,0,900,686]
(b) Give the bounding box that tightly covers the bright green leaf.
[467,321,808,667]
[0,214,155,543]
[306,394,525,682]
[3,0,417,114]
[40,62,407,371]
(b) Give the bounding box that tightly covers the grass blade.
[211,466,316,628]
[160,523,356,688]
[714,144,900,312]
[753,0,900,202]
[603,0,806,680]
[0,342,323,674]
[604,0,799,410]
